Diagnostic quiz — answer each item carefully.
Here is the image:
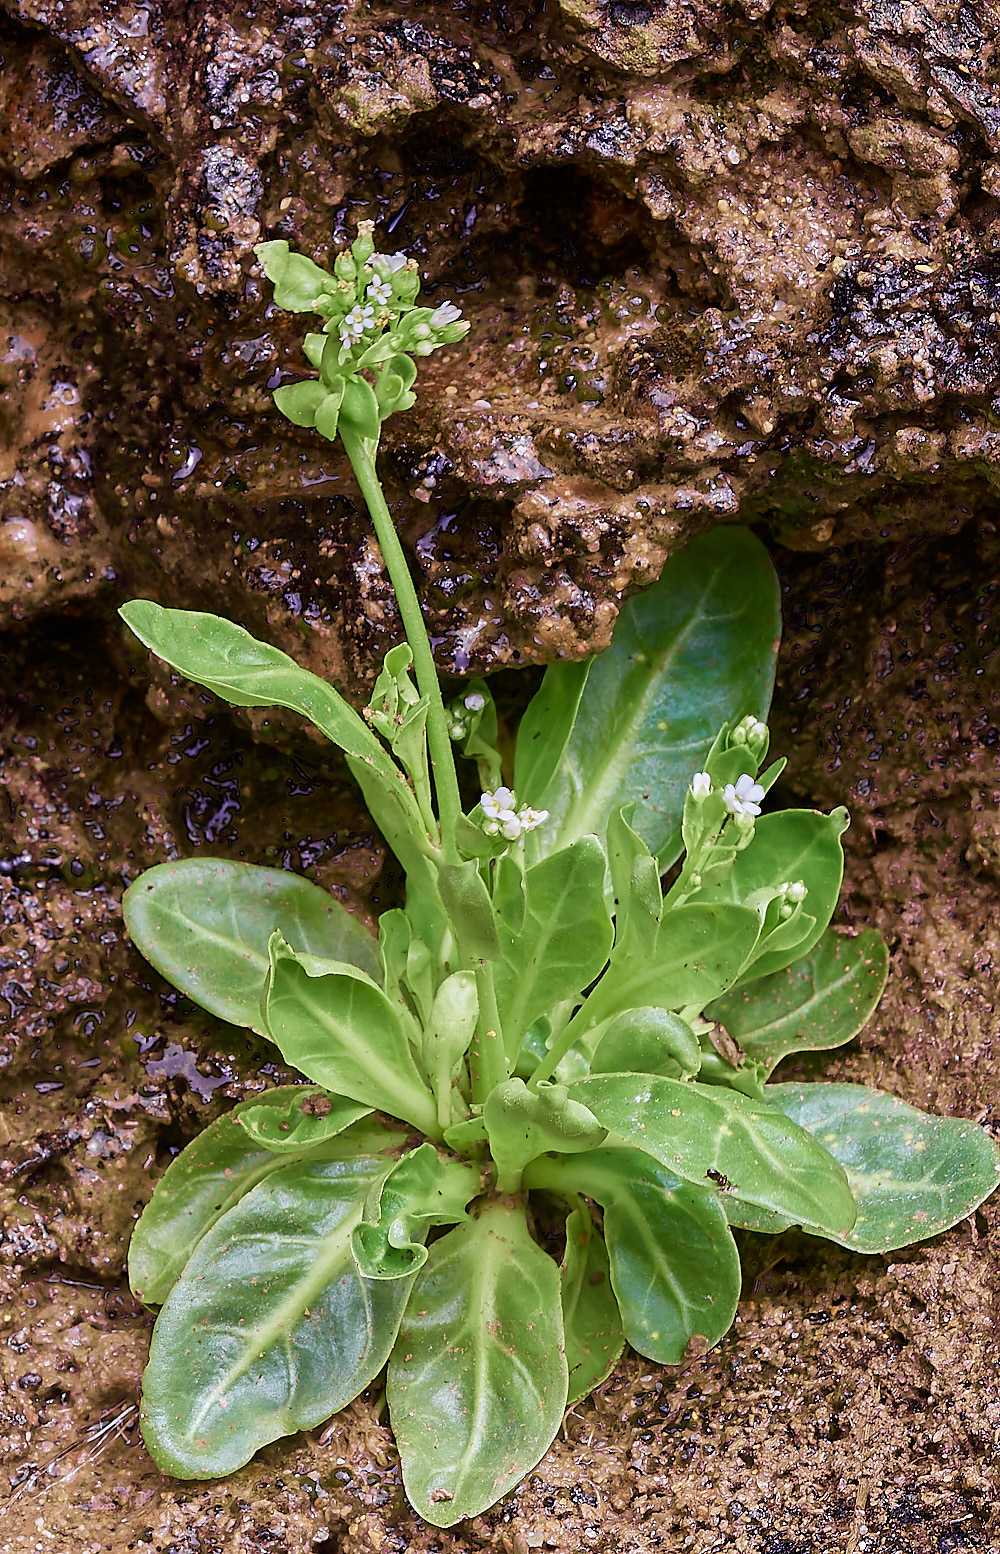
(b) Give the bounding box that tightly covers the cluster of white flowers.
[448,690,486,741]
[340,302,377,347]
[480,787,549,842]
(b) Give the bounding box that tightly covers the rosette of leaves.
[118,237,1000,1529]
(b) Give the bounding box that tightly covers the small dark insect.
[706,1168,733,1190]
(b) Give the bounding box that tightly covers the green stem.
[341,427,463,861]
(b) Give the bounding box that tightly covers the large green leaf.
[262,934,439,1137]
[140,1155,413,1477]
[527,527,779,867]
[387,1202,568,1526]
[513,659,592,808]
[528,1148,741,1364]
[694,809,849,983]
[128,1095,402,1306]
[494,836,614,1057]
[767,1083,1000,1251]
[558,1205,624,1405]
[123,859,379,1032]
[569,1073,857,1237]
[705,929,889,1075]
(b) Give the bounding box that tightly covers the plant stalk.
[341,427,463,861]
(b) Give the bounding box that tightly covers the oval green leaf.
[569,1072,857,1238]
[128,1095,403,1306]
[236,1089,371,1153]
[558,1205,624,1405]
[527,526,780,868]
[766,1083,1000,1251]
[705,928,889,1075]
[124,859,380,1032]
[140,1155,413,1477]
[387,1202,568,1526]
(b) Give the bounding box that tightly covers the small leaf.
[262,934,439,1137]
[437,861,501,962]
[484,1078,607,1191]
[705,928,889,1075]
[527,527,780,867]
[528,1149,741,1364]
[273,379,327,427]
[387,1202,568,1526]
[128,1098,404,1306]
[514,659,592,807]
[494,837,614,1059]
[695,809,850,983]
[340,375,382,438]
[608,805,662,961]
[236,1090,370,1154]
[314,388,344,441]
[569,1072,857,1237]
[123,859,379,1032]
[352,1142,478,1279]
[767,1083,1000,1251]
[590,1007,701,1080]
[558,1205,624,1405]
[254,241,333,311]
[140,1155,413,1477]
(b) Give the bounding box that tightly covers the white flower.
[481,786,516,821]
[690,771,712,800]
[464,691,485,712]
[723,773,765,818]
[518,806,549,832]
[339,303,376,347]
[366,278,392,305]
[785,880,807,903]
[430,301,463,328]
[749,719,768,742]
[371,251,407,275]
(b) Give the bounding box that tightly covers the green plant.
[120,227,1000,1528]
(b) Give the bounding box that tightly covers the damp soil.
[3,0,1000,1549]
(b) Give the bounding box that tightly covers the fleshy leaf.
[273,379,327,427]
[513,659,592,808]
[262,933,439,1137]
[569,1072,857,1237]
[484,1078,607,1191]
[340,375,381,438]
[590,1007,701,1080]
[123,859,379,1032]
[607,805,662,961]
[705,928,889,1075]
[387,1202,568,1526]
[140,1156,413,1477]
[236,1090,371,1153]
[351,1142,478,1279]
[128,1100,405,1306]
[767,1083,1000,1251]
[528,1148,741,1364]
[494,836,614,1059]
[254,240,333,311]
[559,1205,624,1405]
[526,527,780,867]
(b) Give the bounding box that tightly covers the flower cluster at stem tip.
[448,690,486,742]
[480,786,549,843]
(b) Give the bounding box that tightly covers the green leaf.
[128,1097,404,1306]
[590,1007,701,1080]
[437,861,501,962]
[387,1202,568,1526]
[119,602,435,884]
[484,1079,608,1191]
[575,904,762,1044]
[527,527,780,867]
[123,859,379,1033]
[494,837,614,1059]
[236,1090,371,1153]
[273,379,327,427]
[607,805,662,961]
[340,375,382,438]
[695,809,849,983]
[140,1154,413,1477]
[262,933,439,1137]
[558,1205,624,1405]
[352,1142,478,1279]
[767,1083,1000,1251]
[314,388,344,441]
[254,241,333,311]
[528,1149,741,1364]
[569,1073,857,1237]
[513,659,592,808]
[705,929,889,1075]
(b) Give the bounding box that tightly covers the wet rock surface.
[2,0,1000,1549]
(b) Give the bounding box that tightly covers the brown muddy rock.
[2,0,999,668]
